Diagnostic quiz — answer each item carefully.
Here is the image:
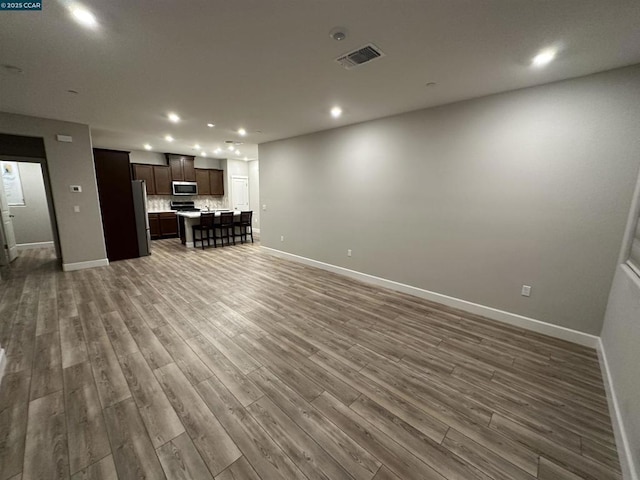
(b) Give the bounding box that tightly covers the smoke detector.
[329,27,347,41]
[336,43,385,69]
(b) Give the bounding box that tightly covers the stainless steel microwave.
[172,181,198,196]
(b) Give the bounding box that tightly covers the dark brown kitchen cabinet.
[210,169,224,196]
[153,165,172,195]
[131,164,172,195]
[195,168,223,196]
[195,169,211,195]
[132,164,155,194]
[149,214,161,239]
[166,154,195,182]
[159,212,178,236]
[148,212,177,239]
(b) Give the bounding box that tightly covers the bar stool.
[211,214,222,247]
[215,212,235,246]
[193,213,215,249]
[233,211,253,243]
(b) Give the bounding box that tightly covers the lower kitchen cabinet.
[149,214,161,239]
[148,212,178,239]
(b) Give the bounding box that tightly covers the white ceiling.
[1,0,640,160]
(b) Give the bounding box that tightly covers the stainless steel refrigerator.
[132,180,151,256]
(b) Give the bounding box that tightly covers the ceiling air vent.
[335,43,385,70]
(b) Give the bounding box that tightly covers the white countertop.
[148,209,177,214]
[176,210,238,218]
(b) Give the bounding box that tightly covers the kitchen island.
[176,210,240,247]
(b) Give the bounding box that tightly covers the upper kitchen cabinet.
[132,164,155,194]
[153,165,172,195]
[210,169,224,196]
[166,154,196,182]
[195,168,224,196]
[131,164,172,195]
[195,168,211,195]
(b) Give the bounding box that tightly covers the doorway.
[2,161,55,249]
[0,158,61,265]
[231,175,250,211]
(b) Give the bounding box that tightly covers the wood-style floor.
[0,240,621,480]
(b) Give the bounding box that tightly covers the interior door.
[0,167,18,264]
[231,176,249,211]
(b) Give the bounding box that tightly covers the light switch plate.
[56,134,73,143]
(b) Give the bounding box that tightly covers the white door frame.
[231,175,250,211]
[0,164,17,264]
[0,155,62,261]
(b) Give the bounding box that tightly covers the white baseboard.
[0,348,6,388]
[62,258,109,272]
[262,247,599,348]
[17,241,54,250]
[253,228,261,234]
[597,339,638,480]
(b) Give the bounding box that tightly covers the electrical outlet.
[73,205,80,213]
[521,285,531,297]
[280,235,284,242]
[262,204,267,211]
[347,249,352,257]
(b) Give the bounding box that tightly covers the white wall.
[9,162,53,246]
[248,160,260,230]
[0,112,107,268]
[259,64,640,335]
[129,149,223,170]
[129,150,166,165]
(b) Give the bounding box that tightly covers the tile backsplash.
[147,195,228,212]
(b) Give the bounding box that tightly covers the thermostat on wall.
[70,185,82,192]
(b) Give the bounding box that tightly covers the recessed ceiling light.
[201,152,207,157]
[331,106,342,118]
[207,123,215,128]
[165,135,174,142]
[237,128,247,136]
[194,144,201,149]
[70,6,97,28]
[143,144,152,150]
[167,112,180,123]
[214,148,222,154]
[244,156,248,161]
[532,49,556,67]
[235,150,240,155]
[228,145,235,151]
